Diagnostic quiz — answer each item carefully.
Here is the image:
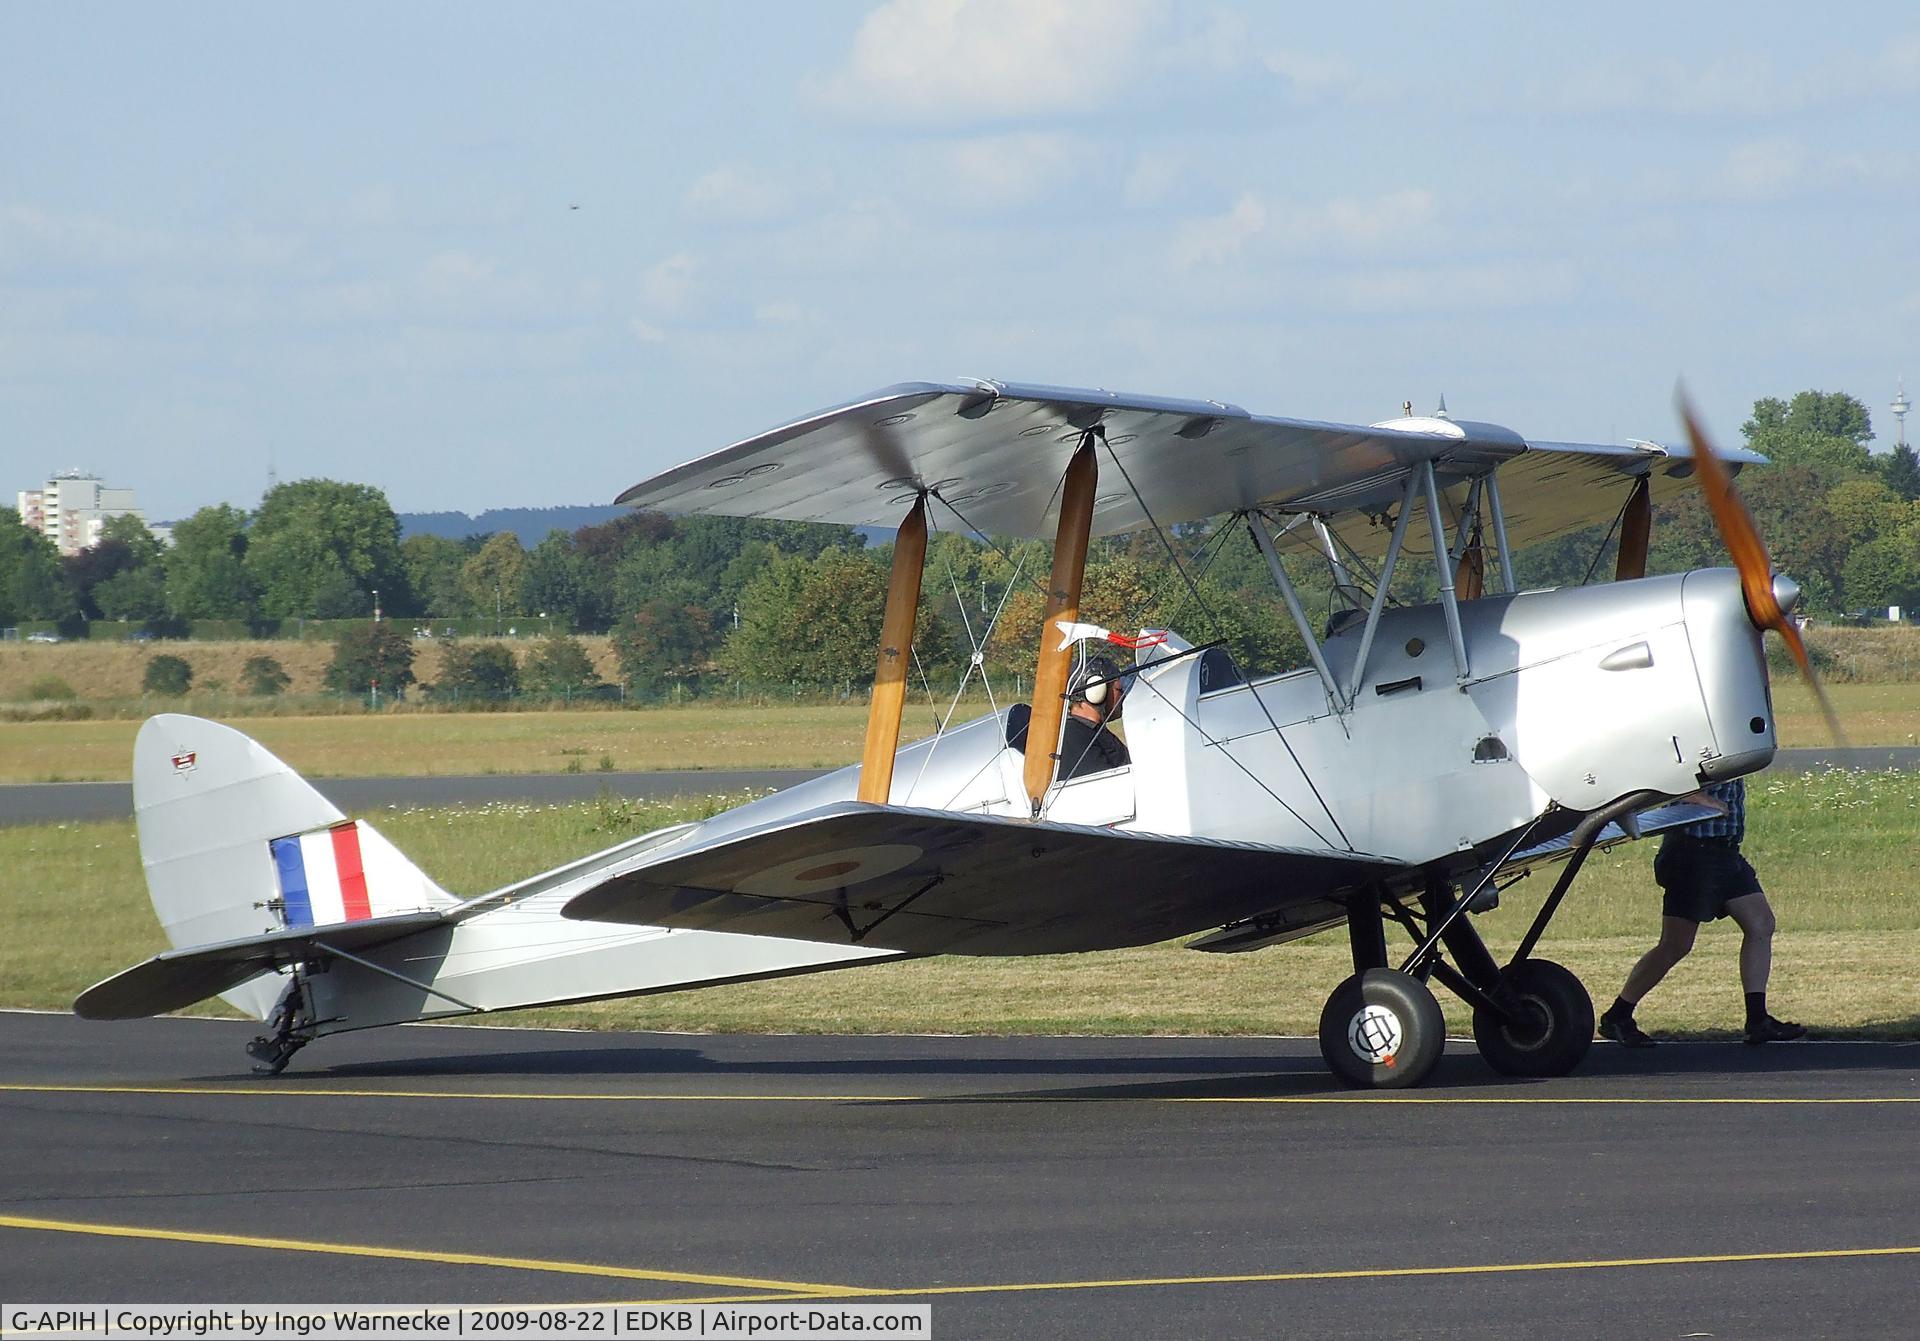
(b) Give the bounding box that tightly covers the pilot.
[1057,653,1131,780]
[1598,777,1806,1048]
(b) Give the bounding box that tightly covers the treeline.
[6,389,1916,697]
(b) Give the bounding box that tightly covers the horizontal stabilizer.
[562,801,1405,956]
[74,911,448,1021]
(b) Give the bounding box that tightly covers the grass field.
[0,680,1910,784]
[6,770,1916,1040]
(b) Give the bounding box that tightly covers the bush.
[241,655,292,697]
[325,622,417,696]
[438,641,521,699]
[522,632,602,696]
[142,654,194,696]
[26,676,76,701]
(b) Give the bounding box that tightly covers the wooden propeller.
[1678,392,1846,743]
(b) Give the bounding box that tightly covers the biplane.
[77,379,1829,1089]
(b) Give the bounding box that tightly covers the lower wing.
[561,802,1408,956]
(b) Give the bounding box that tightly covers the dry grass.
[2,676,1917,784]
[6,772,1917,1039]
[0,635,625,704]
[0,703,882,782]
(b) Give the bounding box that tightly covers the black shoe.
[1599,1008,1657,1048]
[1745,1015,1807,1045]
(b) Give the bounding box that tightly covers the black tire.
[1472,958,1594,1078]
[1318,968,1446,1089]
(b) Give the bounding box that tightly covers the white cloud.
[685,166,790,223]
[1171,193,1266,269]
[1259,49,1358,105]
[1172,188,1436,270]
[941,132,1080,210]
[640,253,698,313]
[1712,139,1813,200]
[0,204,172,272]
[810,0,1167,124]
[629,317,667,344]
[754,301,803,326]
[1330,260,1581,313]
[1122,149,1185,207]
[1547,36,1920,118]
[415,250,546,319]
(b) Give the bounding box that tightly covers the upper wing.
[616,380,1762,548]
[561,801,1407,956]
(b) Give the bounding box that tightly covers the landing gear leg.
[1319,889,1445,1089]
[246,976,313,1076]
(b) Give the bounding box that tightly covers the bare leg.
[1724,892,1776,994]
[1619,916,1699,1005]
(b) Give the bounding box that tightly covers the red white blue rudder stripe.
[269,820,453,929]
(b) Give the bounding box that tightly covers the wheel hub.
[1348,1004,1403,1064]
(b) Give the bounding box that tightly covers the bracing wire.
[1093,432,1353,849]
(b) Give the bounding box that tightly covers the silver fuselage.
[306,568,1772,1034]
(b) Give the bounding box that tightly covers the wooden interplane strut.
[1022,439,1098,813]
[857,495,928,804]
[1615,477,1651,582]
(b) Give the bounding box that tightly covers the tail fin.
[122,714,457,1018]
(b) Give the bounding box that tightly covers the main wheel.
[1472,958,1594,1078]
[1318,969,1446,1089]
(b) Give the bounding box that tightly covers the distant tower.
[1895,380,1911,450]
[1433,393,1451,421]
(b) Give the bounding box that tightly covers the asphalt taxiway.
[3,1011,1916,1337]
[5,746,1917,827]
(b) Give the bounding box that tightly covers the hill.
[398,506,628,545]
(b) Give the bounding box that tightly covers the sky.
[3,1,1917,522]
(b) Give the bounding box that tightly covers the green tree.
[100,513,165,567]
[164,504,259,621]
[719,548,900,687]
[93,565,170,622]
[522,632,602,695]
[142,654,194,696]
[1743,391,1875,479]
[459,533,527,625]
[437,640,520,699]
[1840,534,1919,611]
[61,536,142,620]
[613,579,719,694]
[1647,465,1845,603]
[0,508,79,627]
[1824,478,1906,549]
[324,622,416,696]
[241,654,291,696]
[520,531,595,629]
[248,480,407,619]
[1880,443,1920,503]
[400,534,470,619]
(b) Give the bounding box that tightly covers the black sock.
[1745,991,1766,1026]
[1609,997,1635,1020]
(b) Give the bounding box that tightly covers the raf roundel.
[737,844,926,897]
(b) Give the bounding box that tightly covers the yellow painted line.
[599,1244,1920,1307]
[0,1215,872,1297]
[1,1083,1916,1106]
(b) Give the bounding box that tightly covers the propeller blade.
[1677,394,1780,629]
[1776,618,1848,746]
[1676,388,1848,747]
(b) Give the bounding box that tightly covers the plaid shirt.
[1679,778,1745,844]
